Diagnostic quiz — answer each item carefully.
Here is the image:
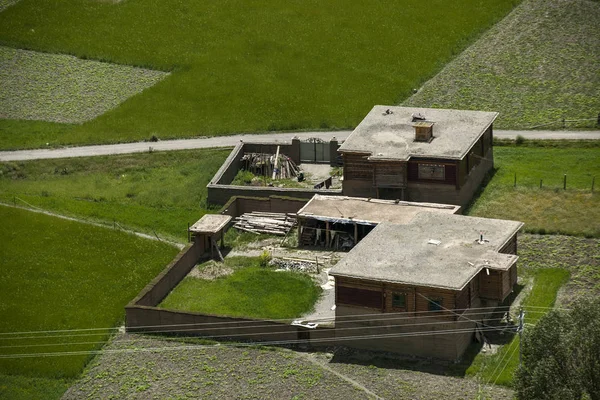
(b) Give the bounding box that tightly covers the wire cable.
[0,325,504,360]
[0,317,508,351]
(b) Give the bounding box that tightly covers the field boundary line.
[296,352,384,400]
[0,201,184,249]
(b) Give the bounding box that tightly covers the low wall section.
[208,185,341,206]
[207,139,342,205]
[219,196,309,218]
[125,229,334,347]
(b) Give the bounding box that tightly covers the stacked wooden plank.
[233,212,296,235]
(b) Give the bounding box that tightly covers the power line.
[492,342,520,386]
[0,326,505,360]
[0,305,511,338]
[0,317,507,351]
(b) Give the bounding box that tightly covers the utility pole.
[518,307,525,366]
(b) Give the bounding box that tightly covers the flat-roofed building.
[295,194,460,249]
[339,105,497,207]
[329,212,523,360]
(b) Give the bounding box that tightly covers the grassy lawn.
[465,231,600,387]
[467,146,600,237]
[0,148,230,241]
[0,0,518,149]
[0,206,179,399]
[467,268,570,387]
[160,257,321,320]
[0,46,167,124]
[404,0,600,130]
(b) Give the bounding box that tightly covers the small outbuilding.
[189,214,232,260]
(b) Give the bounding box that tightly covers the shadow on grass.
[463,166,499,215]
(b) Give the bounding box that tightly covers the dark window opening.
[337,286,382,309]
[392,292,407,309]
[428,297,443,311]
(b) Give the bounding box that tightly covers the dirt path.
[298,352,383,399]
[0,201,184,249]
[1,130,598,162]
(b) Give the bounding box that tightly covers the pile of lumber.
[240,149,300,180]
[233,212,296,235]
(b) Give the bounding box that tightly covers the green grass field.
[160,257,321,319]
[404,0,600,129]
[467,268,570,387]
[0,205,179,398]
[467,146,600,237]
[0,0,519,149]
[0,148,230,241]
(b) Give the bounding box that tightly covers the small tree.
[515,297,600,400]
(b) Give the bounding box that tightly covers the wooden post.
[272,145,280,180]
[212,238,224,262]
[563,174,567,190]
[316,256,320,274]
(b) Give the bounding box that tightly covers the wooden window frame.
[417,163,445,181]
[392,292,407,310]
[427,297,444,311]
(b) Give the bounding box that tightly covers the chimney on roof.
[413,121,434,142]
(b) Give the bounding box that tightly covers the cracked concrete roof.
[338,105,498,161]
[329,213,523,291]
[297,194,460,225]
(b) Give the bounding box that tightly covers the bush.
[515,298,600,399]
[258,250,271,267]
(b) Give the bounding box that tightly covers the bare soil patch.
[189,260,234,280]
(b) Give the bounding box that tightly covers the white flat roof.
[189,214,232,234]
[297,195,460,225]
[330,213,523,291]
[338,105,498,161]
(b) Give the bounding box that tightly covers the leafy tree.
[515,297,600,400]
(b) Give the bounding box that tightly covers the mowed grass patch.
[467,268,570,387]
[467,146,600,237]
[160,257,321,319]
[0,148,230,241]
[0,0,518,149]
[404,0,600,129]
[0,46,167,124]
[0,374,71,400]
[0,206,179,380]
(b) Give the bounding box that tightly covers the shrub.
[258,250,271,267]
